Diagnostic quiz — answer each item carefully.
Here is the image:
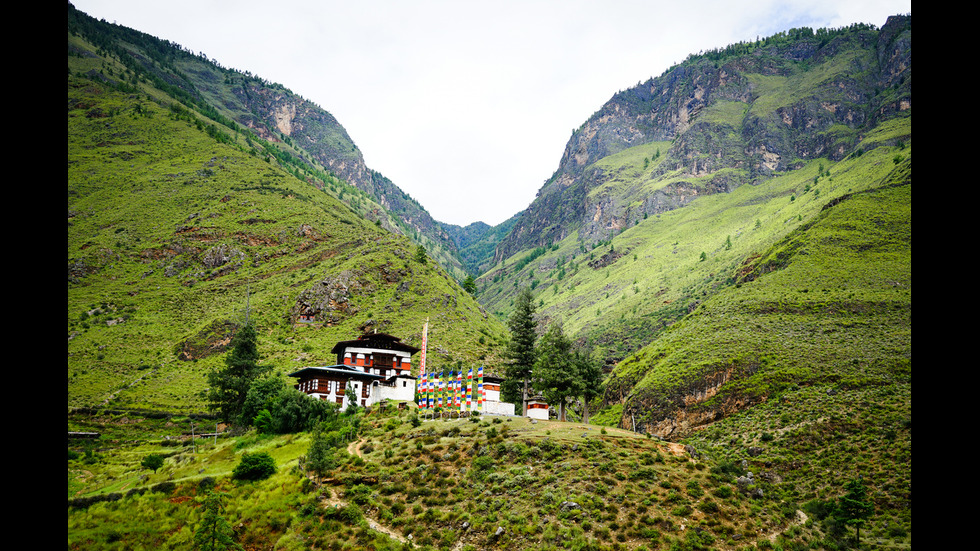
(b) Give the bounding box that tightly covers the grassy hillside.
[68,34,507,413]
[67,3,470,284]
[478,17,910,371]
[477,121,909,362]
[70,405,883,550]
[604,155,910,425]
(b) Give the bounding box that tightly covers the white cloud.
[71,0,911,226]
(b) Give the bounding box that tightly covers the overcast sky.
[71,0,911,226]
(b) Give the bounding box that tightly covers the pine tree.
[835,477,874,545]
[532,322,578,421]
[306,421,336,485]
[194,491,241,551]
[462,274,477,294]
[574,351,603,424]
[504,288,537,414]
[205,324,267,423]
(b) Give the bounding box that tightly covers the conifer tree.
[306,421,336,485]
[194,490,241,551]
[532,322,578,421]
[205,324,267,423]
[835,477,874,545]
[574,351,603,424]
[504,288,537,414]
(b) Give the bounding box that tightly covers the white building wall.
[372,377,416,404]
[527,407,549,420]
[482,400,515,416]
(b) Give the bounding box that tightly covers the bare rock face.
[177,320,237,361]
[292,270,363,324]
[617,362,764,439]
[496,17,912,259]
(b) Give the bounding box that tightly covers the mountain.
[495,18,910,260]
[67,5,508,412]
[66,3,468,282]
[470,16,910,541]
[477,16,910,362]
[441,213,521,277]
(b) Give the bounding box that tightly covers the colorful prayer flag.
[478,366,484,411]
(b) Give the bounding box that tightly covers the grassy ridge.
[70,406,863,550]
[608,157,911,420]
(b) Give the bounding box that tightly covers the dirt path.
[321,440,407,544]
[346,438,364,458]
[320,488,408,544]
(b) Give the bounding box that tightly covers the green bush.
[141,453,164,472]
[232,452,277,481]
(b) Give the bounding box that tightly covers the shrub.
[232,451,277,481]
[346,484,373,505]
[141,453,165,472]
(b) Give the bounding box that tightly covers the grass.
[69,406,849,550]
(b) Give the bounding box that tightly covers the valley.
[68,5,910,550]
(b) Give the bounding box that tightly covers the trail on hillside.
[318,438,407,544]
[319,488,409,544]
[346,438,364,458]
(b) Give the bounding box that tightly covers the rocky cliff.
[495,16,911,261]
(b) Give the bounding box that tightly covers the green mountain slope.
[477,17,910,363]
[468,17,911,537]
[605,158,911,434]
[494,18,910,260]
[67,3,468,282]
[68,29,507,413]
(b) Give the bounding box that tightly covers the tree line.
[502,288,603,422]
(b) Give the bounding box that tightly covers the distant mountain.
[441,213,521,277]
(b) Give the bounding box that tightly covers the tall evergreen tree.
[205,323,267,423]
[194,490,241,551]
[462,274,477,294]
[835,477,874,545]
[504,288,537,415]
[533,322,579,421]
[574,351,603,424]
[306,421,337,485]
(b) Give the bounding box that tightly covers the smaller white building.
[481,374,515,416]
[526,398,549,420]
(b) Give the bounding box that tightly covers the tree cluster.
[240,374,339,434]
[205,323,338,432]
[503,288,603,421]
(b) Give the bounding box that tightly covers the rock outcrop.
[495,16,911,260]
